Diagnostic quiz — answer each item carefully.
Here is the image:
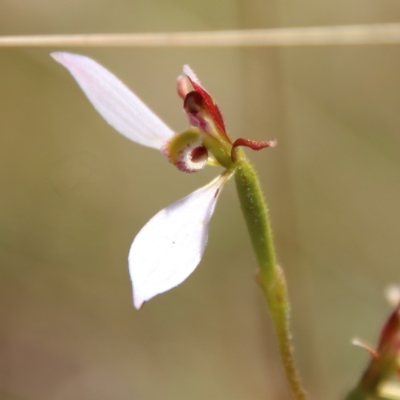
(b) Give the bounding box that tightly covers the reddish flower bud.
[350,303,400,397]
[183,65,231,144]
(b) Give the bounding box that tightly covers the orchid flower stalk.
[52,52,307,399]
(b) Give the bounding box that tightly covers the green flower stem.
[234,150,308,400]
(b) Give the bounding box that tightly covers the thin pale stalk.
[3,24,400,47]
[234,150,307,400]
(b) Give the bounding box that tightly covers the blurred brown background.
[1,1,400,399]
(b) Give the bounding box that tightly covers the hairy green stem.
[234,150,307,400]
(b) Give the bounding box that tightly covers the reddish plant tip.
[231,138,277,162]
[353,303,400,394]
[352,338,379,359]
[232,138,277,151]
[377,303,400,351]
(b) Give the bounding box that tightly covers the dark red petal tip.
[232,138,277,151]
[183,65,230,142]
[231,138,277,162]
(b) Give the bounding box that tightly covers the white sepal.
[129,173,230,309]
[52,52,174,149]
[183,64,200,85]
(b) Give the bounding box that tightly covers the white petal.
[183,64,200,85]
[52,52,174,149]
[129,173,230,309]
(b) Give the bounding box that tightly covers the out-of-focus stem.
[3,24,400,47]
[344,385,370,400]
[234,150,307,400]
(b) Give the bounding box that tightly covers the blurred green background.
[1,1,400,399]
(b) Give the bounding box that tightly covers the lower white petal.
[129,173,231,309]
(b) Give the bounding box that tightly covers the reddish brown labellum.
[190,146,208,162]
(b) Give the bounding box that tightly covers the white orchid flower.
[52,53,275,309]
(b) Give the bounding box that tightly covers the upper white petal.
[183,64,199,85]
[52,52,174,149]
[129,173,230,309]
